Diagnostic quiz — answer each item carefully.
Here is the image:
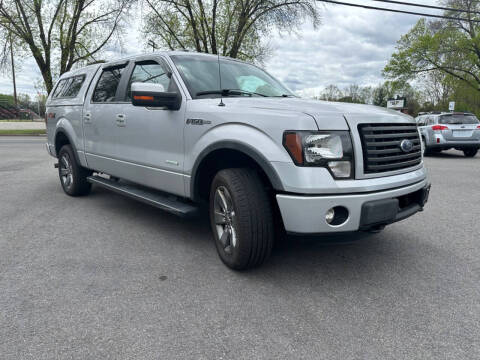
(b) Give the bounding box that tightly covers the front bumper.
[276,179,430,234]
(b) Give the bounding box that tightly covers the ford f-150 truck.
[46,51,430,270]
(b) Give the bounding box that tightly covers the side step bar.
[87,175,199,218]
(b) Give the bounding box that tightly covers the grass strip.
[0,129,46,136]
[0,119,40,122]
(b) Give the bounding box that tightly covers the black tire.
[58,144,92,196]
[463,148,478,157]
[209,168,274,270]
[422,137,432,156]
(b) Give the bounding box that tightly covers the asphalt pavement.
[1,136,479,359]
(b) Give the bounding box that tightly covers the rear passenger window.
[51,75,86,99]
[126,61,172,100]
[62,75,85,97]
[92,66,126,103]
[52,79,68,98]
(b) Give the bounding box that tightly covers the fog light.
[326,208,335,224]
[328,161,351,178]
[326,206,349,226]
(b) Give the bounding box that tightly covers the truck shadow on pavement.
[89,186,412,283]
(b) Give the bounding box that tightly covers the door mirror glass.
[131,82,181,110]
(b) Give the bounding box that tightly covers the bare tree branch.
[0,0,133,93]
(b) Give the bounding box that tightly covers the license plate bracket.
[453,130,473,137]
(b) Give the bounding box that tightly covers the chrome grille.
[358,123,421,174]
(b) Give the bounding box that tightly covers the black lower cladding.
[359,184,431,229]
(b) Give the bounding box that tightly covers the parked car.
[45,52,430,270]
[415,112,480,157]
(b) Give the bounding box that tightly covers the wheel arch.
[190,141,284,202]
[54,127,82,165]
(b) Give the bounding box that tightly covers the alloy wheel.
[213,186,237,255]
[60,153,74,190]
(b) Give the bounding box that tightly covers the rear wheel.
[463,148,478,157]
[58,145,92,196]
[209,168,274,270]
[422,137,432,156]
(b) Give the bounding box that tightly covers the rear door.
[83,61,128,174]
[425,116,436,144]
[417,115,427,138]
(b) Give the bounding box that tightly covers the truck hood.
[222,97,414,129]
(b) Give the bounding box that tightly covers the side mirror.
[131,82,181,110]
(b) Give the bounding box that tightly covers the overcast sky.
[0,0,439,99]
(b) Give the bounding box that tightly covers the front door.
[104,56,187,196]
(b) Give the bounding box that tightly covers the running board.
[87,175,199,218]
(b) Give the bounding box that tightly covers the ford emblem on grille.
[400,139,414,153]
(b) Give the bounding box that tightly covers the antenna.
[217,52,225,107]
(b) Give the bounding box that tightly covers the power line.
[373,0,480,15]
[317,0,480,22]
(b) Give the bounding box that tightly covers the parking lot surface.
[1,136,479,359]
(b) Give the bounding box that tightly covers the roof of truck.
[59,63,101,79]
[417,111,474,117]
[59,51,239,80]
[101,50,239,66]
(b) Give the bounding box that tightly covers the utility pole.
[9,32,17,107]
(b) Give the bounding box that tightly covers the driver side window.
[126,61,172,100]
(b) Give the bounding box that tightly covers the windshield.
[439,114,479,124]
[171,55,295,99]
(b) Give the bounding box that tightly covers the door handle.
[84,112,92,123]
[116,114,126,127]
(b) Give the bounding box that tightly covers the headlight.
[283,131,354,179]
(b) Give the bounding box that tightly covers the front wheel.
[209,168,274,270]
[463,148,478,157]
[58,145,92,196]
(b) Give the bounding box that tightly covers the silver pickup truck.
[45,51,430,270]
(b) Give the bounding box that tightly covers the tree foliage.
[0,0,132,93]
[314,81,422,114]
[384,0,480,93]
[317,84,374,105]
[142,0,320,62]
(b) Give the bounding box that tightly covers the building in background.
[386,96,409,115]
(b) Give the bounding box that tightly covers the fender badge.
[186,118,211,125]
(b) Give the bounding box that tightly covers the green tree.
[384,0,480,93]
[142,0,320,62]
[319,84,342,101]
[0,0,132,93]
[373,83,389,107]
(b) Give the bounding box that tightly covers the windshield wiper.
[196,89,268,97]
